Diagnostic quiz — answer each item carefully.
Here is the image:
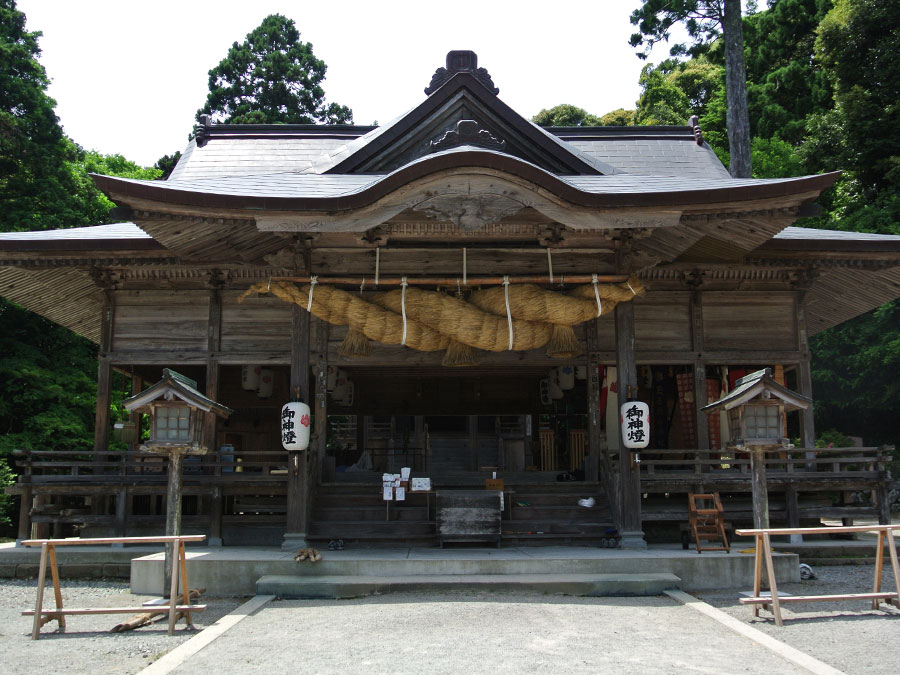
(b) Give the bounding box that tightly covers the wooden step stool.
[688,492,730,553]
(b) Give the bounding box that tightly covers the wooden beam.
[615,299,645,548]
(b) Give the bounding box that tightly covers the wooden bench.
[22,534,207,640]
[735,525,900,626]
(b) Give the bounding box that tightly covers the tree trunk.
[723,0,752,178]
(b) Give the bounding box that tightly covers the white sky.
[17,0,681,167]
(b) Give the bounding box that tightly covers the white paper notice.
[395,487,406,501]
[383,486,394,501]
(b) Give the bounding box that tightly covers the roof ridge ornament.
[431,119,506,152]
[196,114,213,148]
[425,50,499,95]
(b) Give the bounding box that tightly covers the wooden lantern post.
[123,369,232,593]
[702,369,811,530]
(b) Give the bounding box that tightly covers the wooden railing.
[639,446,891,479]
[11,448,292,482]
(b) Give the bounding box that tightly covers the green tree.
[0,0,94,230]
[634,62,692,125]
[629,0,752,177]
[533,104,602,127]
[598,108,635,126]
[154,151,182,180]
[743,0,833,145]
[197,14,352,125]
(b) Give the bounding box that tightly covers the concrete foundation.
[129,544,800,596]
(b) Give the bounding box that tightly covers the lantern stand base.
[281,532,309,552]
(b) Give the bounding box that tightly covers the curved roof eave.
[92,150,841,213]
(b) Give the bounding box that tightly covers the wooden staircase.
[309,481,615,546]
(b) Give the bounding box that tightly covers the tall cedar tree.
[0,1,158,528]
[0,0,93,230]
[629,0,752,177]
[197,14,352,125]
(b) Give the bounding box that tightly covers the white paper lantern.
[620,400,650,449]
[257,368,274,398]
[326,365,338,391]
[281,401,311,451]
[548,376,564,400]
[558,365,575,390]
[241,365,261,391]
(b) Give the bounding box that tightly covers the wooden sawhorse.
[736,525,900,626]
[22,534,207,639]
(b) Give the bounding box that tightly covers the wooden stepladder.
[688,492,730,553]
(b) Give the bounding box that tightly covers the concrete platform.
[256,572,682,598]
[130,544,800,595]
[0,542,160,579]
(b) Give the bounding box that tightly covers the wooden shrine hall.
[3,51,899,550]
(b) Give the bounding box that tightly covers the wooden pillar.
[164,449,184,595]
[796,294,816,450]
[586,320,617,520]
[749,447,770,530]
[205,278,223,545]
[468,415,478,470]
[203,280,222,451]
[94,290,114,455]
[17,485,32,544]
[615,300,646,548]
[209,486,223,546]
[283,304,311,551]
[690,290,711,453]
[94,359,113,455]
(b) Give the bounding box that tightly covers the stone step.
[256,572,682,599]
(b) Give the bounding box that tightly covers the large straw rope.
[467,277,645,324]
[368,288,553,352]
[238,281,451,351]
[239,277,646,355]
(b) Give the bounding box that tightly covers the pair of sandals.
[327,539,344,551]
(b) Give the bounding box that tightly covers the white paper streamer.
[401,276,408,346]
[503,275,514,350]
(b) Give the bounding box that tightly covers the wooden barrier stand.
[22,534,207,640]
[735,525,900,627]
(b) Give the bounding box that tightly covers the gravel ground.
[696,563,900,675]
[2,563,898,674]
[171,591,810,675]
[0,578,243,674]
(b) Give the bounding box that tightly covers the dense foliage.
[0,1,159,528]
[196,14,352,125]
[629,0,752,177]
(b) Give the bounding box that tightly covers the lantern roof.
[701,368,811,414]
[123,368,233,418]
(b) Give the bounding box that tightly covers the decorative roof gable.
[321,51,613,176]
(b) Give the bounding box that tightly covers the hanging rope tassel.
[306,275,318,312]
[503,276,514,350]
[442,339,479,367]
[592,273,603,317]
[400,276,408,346]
